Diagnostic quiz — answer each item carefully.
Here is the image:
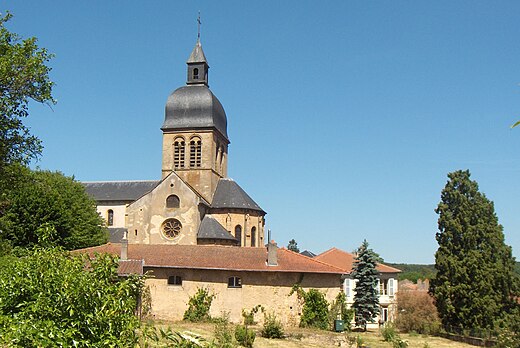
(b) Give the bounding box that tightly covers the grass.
[151,320,475,348]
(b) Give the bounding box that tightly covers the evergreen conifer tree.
[431,170,519,332]
[352,239,381,330]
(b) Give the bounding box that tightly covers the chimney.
[121,230,128,261]
[267,240,278,266]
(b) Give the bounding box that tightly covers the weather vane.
[197,11,201,40]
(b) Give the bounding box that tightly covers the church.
[81,39,347,324]
[80,38,399,326]
[84,38,265,249]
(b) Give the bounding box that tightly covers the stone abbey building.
[81,39,399,325]
[84,39,265,248]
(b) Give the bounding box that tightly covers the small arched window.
[190,137,202,168]
[228,276,242,288]
[174,138,185,169]
[107,209,114,226]
[235,225,242,246]
[193,67,199,79]
[166,195,180,208]
[251,226,256,247]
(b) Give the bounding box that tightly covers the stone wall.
[146,267,342,325]
[126,172,204,245]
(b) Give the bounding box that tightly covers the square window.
[168,275,182,286]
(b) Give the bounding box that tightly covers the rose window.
[162,218,182,239]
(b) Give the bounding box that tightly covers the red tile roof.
[76,243,346,274]
[314,247,401,274]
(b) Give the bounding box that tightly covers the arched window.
[174,139,185,169]
[190,137,202,167]
[166,195,180,208]
[251,226,256,247]
[193,67,199,79]
[235,225,242,246]
[107,209,114,226]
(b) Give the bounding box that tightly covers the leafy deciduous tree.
[0,248,142,346]
[0,12,55,169]
[430,170,519,332]
[351,239,381,330]
[0,165,107,250]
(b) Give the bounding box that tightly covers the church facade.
[84,39,265,248]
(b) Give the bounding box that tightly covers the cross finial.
[197,11,201,40]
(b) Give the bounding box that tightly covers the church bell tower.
[161,39,229,203]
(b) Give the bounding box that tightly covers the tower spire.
[197,11,201,40]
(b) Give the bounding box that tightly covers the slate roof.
[187,39,208,63]
[76,244,345,274]
[314,248,401,274]
[197,215,238,243]
[108,228,127,243]
[212,178,265,213]
[300,250,317,258]
[82,181,159,201]
[163,85,228,140]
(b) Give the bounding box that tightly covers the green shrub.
[381,323,398,342]
[213,313,235,348]
[183,287,216,322]
[289,285,329,330]
[328,292,353,331]
[241,304,264,325]
[234,325,255,347]
[261,312,284,339]
[0,249,142,347]
[392,337,409,348]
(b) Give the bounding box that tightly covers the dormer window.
[193,68,199,79]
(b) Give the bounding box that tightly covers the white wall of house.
[343,274,399,328]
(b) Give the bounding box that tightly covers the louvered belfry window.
[190,137,202,167]
[174,139,185,169]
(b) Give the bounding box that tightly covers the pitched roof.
[187,39,208,63]
[83,181,159,201]
[300,250,316,258]
[108,228,127,243]
[212,178,265,213]
[119,259,144,275]
[197,215,238,242]
[76,243,345,274]
[314,247,401,274]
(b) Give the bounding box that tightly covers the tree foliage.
[430,170,519,332]
[351,239,381,330]
[0,248,142,347]
[289,285,330,330]
[287,239,300,253]
[0,164,107,250]
[183,287,216,322]
[0,12,55,169]
[395,290,440,334]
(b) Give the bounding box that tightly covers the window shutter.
[345,278,350,297]
[389,278,394,296]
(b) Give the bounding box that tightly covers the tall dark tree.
[0,12,54,170]
[287,239,300,253]
[351,239,381,330]
[431,170,519,332]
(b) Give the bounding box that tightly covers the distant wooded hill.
[387,262,520,283]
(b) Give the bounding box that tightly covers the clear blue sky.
[4,1,520,264]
